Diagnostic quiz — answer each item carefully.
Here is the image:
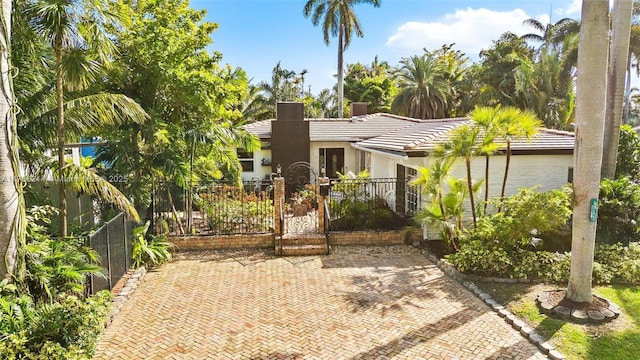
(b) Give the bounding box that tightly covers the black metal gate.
[282,162,319,234]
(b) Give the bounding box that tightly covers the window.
[237,148,254,172]
[240,160,254,172]
[396,165,419,215]
[237,149,253,159]
[356,150,370,173]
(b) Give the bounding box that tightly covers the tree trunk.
[484,155,489,213]
[0,0,19,280]
[56,37,67,238]
[465,157,477,228]
[567,1,609,304]
[602,0,633,178]
[337,23,344,118]
[623,52,632,125]
[498,141,512,213]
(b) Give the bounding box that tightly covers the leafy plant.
[0,291,111,359]
[24,206,105,302]
[132,222,173,269]
[615,124,640,181]
[597,177,640,245]
[466,187,571,251]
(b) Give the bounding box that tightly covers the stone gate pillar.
[273,177,285,235]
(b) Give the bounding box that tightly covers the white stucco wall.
[367,151,574,240]
[309,141,358,177]
[240,148,272,181]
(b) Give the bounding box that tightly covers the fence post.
[273,177,285,235]
[318,177,329,234]
[106,219,113,290]
[123,214,130,271]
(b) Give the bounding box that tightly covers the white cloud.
[386,7,547,60]
[555,0,581,16]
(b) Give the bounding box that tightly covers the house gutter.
[350,143,409,160]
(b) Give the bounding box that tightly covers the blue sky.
[190,0,584,94]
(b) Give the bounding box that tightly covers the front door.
[323,148,344,178]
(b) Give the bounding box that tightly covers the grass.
[479,283,640,360]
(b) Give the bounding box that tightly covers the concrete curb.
[421,250,566,360]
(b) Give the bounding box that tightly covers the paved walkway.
[94,247,547,359]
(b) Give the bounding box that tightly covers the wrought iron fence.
[327,177,419,231]
[152,179,274,236]
[87,212,134,295]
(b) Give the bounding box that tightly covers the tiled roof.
[243,113,422,141]
[357,119,575,153]
[244,114,575,153]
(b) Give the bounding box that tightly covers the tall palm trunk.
[0,0,19,280]
[602,0,633,178]
[465,157,477,228]
[567,0,609,304]
[498,141,511,213]
[55,37,67,238]
[337,23,344,118]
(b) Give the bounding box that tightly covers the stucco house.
[242,102,575,238]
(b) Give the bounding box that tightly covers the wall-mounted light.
[276,164,282,177]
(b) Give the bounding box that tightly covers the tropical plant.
[492,107,541,208]
[597,177,640,245]
[303,0,381,118]
[30,0,122,238]
[468,187,572,251]
[0,291,111,359]
[616,124,640,180]
[521,17,580,53]
[435,124,486,227]
[23,205,104,302]
[391,55,451,119]
[131,221,173,269]
[411,157,464,251]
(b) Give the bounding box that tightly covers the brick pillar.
[318,177,329,234]
[273,177,285,235]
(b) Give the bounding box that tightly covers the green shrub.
[0,291,111,359]
[465,187,571,251]
[615,124,640,181]
[597,177,640,245]
[24,206,104,302]
[445,241,512,277]
[331,196,409,231]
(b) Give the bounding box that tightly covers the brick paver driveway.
[94,247,547,359]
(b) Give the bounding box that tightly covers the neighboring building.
[242,102,575,239]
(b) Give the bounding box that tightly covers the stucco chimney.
[350,102,368,117]
[276,102,304,121]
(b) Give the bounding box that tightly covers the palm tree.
[521,17,580,52]
[494,107,541,209]
[411,157,460,251]
[391,55,450,119]
[567,0,609,304]
[303,0,381,118]
[436,124,483,228]
[31,0,120,237]
[469,106,502,212]
[603,0,634,179]
[0,0,21,279]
